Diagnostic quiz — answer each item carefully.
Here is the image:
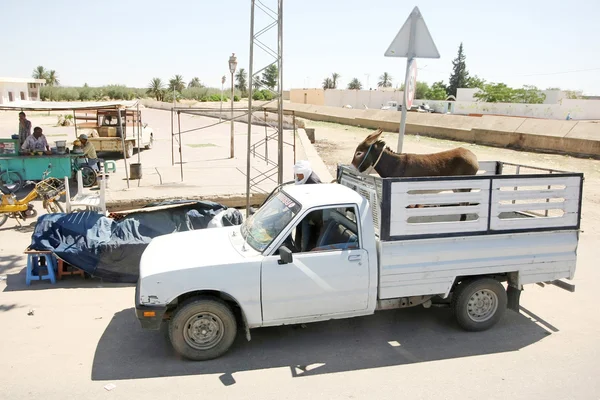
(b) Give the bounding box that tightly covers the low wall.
[282,103,600,158]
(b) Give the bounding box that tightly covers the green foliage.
[253,91,265,101]
[181,87,209,101]
[234,95,240,101]
[466,75,485,89]
[147,78,165,101]
[32,66,47,80]
[188,77,203,88]
[331,73,340,89]
[322,77,334,89]
[261,65,278,90]
[415,82,429,99]
[235,68,248,97]
[448,43,469,97]
[347,78,362,90]
[425,81,448,100]
[474,83,546,104]
[378,72,392,88]
[169,75,186,92]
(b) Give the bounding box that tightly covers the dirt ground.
[305,119,600,235]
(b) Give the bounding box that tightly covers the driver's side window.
[282,206,360,254]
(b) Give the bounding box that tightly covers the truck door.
[261,206,370,322]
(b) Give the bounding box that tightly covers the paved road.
[0,118,599,399]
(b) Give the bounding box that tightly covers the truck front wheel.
[169,297,237,361]
[452,278,507,332]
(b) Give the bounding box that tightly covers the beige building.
[290,89,325,105]
[0,77,46,105]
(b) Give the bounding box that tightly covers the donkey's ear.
[364,128,383,145]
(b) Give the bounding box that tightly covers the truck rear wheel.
[452,278,507,332]
[169,297,237,361]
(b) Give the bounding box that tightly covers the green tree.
[473,83,515,102]
[32,65,48,80]
[331,72,341,89]
[348,78,362,90]
[322,77,334,89]
[188,77,202,88]
[46,70,59,86]
[513,85,546,104]
[466,74,485,89]
[415,82,430,99]
[235,68,248,97]
[261,64,278,90]
[448,43,469,97]
[169,75,186,92]
[425,81,448,100]
[378,72,392,88]
[147,78,166,101]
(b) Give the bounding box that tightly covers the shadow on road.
[91,306,552,383]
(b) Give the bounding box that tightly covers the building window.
[8,92,14,102]
[31,91,38,99]
[20,92,26,100]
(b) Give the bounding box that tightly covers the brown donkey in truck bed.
[350,128,479,178]
[349,128,480,221]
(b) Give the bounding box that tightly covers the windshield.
[241,191,301,252]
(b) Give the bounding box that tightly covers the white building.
[0,77,46,105]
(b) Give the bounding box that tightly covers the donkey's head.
[351,128,385,172]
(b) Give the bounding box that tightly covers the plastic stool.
[25,250,57,286]
[103,160,117,173]
[56,258,85,280]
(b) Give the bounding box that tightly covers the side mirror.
[278,246,293,265]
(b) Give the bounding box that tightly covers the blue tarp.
[30,201,243,283]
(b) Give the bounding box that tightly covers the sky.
[2,0,599,94]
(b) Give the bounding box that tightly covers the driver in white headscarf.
[293,160,321,185]
[292,160,322,252]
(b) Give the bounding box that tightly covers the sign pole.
[397,11,417,154]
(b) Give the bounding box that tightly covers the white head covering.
[293,160,312,185]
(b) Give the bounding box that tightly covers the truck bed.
[338,161,583,298]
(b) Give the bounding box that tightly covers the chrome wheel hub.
[466,289,498,322]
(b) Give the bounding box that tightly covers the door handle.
[348,255,361,262]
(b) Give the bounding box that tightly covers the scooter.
[0,164,65,228]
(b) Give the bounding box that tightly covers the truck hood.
[139,225,258,279]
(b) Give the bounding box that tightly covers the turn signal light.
[143,311,156,317]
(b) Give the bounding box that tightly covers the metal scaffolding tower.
[246,0,284,215]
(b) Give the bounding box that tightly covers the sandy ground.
[0,116,599,399]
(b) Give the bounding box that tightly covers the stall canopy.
[0,100,139,111]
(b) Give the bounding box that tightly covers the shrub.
[234,95,240,101]
[252,91,265,101]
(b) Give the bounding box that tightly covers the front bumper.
[135,280,167,330]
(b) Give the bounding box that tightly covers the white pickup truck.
[135,161,583,361]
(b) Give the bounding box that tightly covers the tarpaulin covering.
[30,200,243,283]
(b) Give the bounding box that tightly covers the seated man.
[78,134,100,171]
[21,126,50,153]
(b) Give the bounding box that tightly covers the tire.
[0,214,7,227]
[452,278,507,332]
[145,134,154,150]
[125,142,134,158]
[80,166,97,188]
[169,296,237,361]
[45,200,64,214]
[0,171,23,193]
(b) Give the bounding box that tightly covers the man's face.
[295,173,305,182]
[19,114,25,122]
[33,129,42,138]
[80,139,87,145]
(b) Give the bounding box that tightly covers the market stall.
[0,100,138,191]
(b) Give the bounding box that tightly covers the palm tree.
[331,72,341,89]
[188,77,202,88]
[32,65,47,80]
[235,68,248,97]
[147,78,165,101]
[169,75,186,92]
[46,70,59,86]
[378,72,392,88]
[347,78,362,90]
[322,77,333,89]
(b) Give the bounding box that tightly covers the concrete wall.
[456,88,480,102]
[290,89,325,105]
[452,99,600,120]
[323,89,404,110]
[281,102,600,158]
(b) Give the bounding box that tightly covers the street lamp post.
[219,75,226,123]
[228,53,238,159]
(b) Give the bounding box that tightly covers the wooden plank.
[492,199,578,214]
[389,218,488,236]
[391,179,490,193]
[490,213,578,230]
[391,190,489,206]
[398,205,489,219]
[492,176,581,189]
[493,189,578,201]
